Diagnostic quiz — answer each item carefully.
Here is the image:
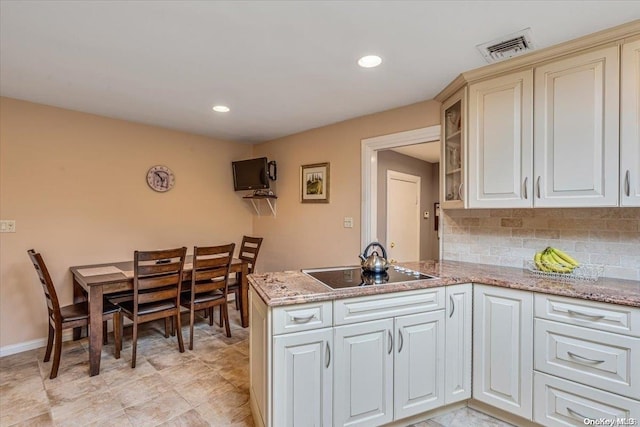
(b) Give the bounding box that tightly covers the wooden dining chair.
[28,249,121,379]
[181,244,235,349]
[227,236,263,311]
[116,247,187,368]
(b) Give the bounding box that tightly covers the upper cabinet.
[441,87,466,209]
[437,21,640,209]
[533,46,620,207]
[468,70,533,208]
[621,38,640,207]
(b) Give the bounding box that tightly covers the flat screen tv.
[232,157,269,191]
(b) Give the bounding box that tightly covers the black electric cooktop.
[303,266,437,289]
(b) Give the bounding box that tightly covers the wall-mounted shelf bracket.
[243,194,277,217]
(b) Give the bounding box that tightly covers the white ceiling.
[391,142,441,164]
[1,1,639,143]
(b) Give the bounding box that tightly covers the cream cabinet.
[441,87,467,209]
[467,70,533,208]
[473,285,534,420]
[444,283,472,404]
[533,46,620,207]
[621,38,640,206]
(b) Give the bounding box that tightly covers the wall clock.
[146,165,175,192]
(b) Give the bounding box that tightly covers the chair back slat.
[238,236,263,274]
[189,244,234,298]
[133,247,187,315]
[27,249,61,321]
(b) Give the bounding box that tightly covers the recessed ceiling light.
[358,55,382,68]
[212,105,230,113]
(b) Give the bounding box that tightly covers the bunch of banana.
[533,247,580,274]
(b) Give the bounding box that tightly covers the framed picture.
[301,162,330,203]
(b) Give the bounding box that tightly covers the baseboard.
[249,392,266,427]
[0,329,74,358]
[467,400,541,427]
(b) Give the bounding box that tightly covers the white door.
[533,46,619,207]
[387,170,420,263]
[394,311,445,420]
[333,319,394,427]
[473,285,534,420]
[445,283,472,404]
[621,39,640,207]
[468,70,533,208]
[273,328,333,427]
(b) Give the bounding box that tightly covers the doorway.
[386,171,420,262]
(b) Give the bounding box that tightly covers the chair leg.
[113,314,121,359]
[222,303,232,338]
[131,320,138,369]
[235,289,240,310]
[102,320,108,345]
[209,307,214,326]
[218,305,223,326]
[175,312,185,353]
[44,323,54,363]
[50,326,62,379]
[164,318,170,338]
[189,306,195,351]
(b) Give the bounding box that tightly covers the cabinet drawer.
[334,288,444,326]
[535,294,640,337]
[534,371,640,427]
[534,319,640,399]
[273,301,332,335]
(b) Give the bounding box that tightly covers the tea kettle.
[359,242,391,274]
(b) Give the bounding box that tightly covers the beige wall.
[442,208,640,281]
[252,100,441,273]
[376,150,439,261]
[0,97,254,349]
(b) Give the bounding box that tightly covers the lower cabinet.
[444,283,472,404]
[473,285,534,420]
[273,328,333,427]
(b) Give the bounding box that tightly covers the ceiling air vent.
[477,28,535,63]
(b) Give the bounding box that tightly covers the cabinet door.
[473,285,533,419]
[468,70,533,208]
[445,283,472,404]
[273,328,333,427]
[533,46,619,207]
[621,39,640,206]
[441,87,467,209]
[334,319,394,427]
[394,310,445,420]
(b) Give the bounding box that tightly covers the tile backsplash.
[441,208,640,281]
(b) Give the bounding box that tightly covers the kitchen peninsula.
[248,261,640,427]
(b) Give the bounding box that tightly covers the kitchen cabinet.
[533,45,620,207]
[444,283,472,404]
[467,70,533,208]
[621,38,640,206]
[533,294,640,426]
[473,285,533,420]
[441,87,467,209]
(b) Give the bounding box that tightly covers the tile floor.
[0,303,513,427]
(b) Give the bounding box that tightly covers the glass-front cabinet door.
[441,87,466,209]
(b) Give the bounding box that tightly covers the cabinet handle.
[523,177,528,199]
[567,351,605,365]
[388,330,393,354]
[449,295,455,318]
[625,170,631,197]
[567,309,605,321]
[325,342,331,368]
[398,329,404,353]
[536,176,541,199]
[567,407,592,421]
[291,314,315,323]
[458,183,464,201]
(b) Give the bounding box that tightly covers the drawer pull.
[567,407,592,421]
[567,309,605,321]
[449,295,455,318]
[325,342,331,368]
[398,329,404,353]
[567,351,605,365]
[290,314,316,323]
[388,330,393,354]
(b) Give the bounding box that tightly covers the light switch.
[0,220,16,233]
[343,217,354,228]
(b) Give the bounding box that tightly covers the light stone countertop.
[248,260,640,308]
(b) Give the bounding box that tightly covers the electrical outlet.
[343,217,354,228]
[0,220,16,233]
[423,211,430,219]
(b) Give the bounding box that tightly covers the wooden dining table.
[70,256,249,376]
